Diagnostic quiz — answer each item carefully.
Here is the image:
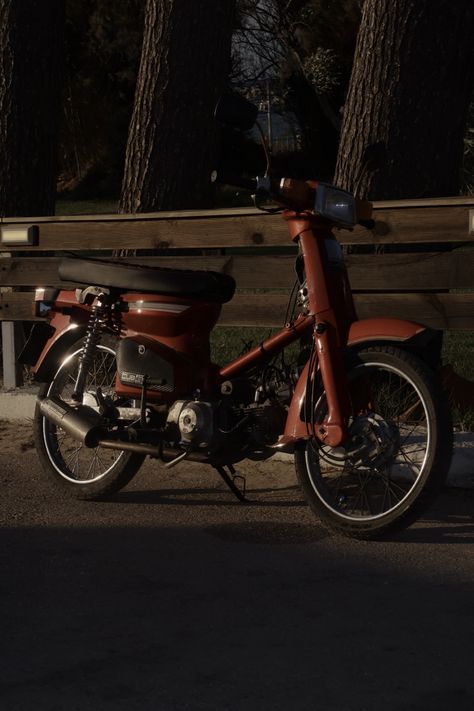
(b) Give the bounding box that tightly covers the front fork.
[310,321,351,447]
[282,323,352,448]
[284,215,355,448]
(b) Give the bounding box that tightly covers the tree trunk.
[120,0,235,213]
[0,0,64,216]
[334,0,474,200]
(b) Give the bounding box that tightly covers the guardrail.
[1,197,473,387]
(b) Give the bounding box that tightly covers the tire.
[295,346,453,539]
[33,336,145,500]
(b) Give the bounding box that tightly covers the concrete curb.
[0,386,39,420]
[0,387,472,489]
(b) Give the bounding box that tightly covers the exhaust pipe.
[98,439,211,463]
[39,396,105,448]
[39,395,212,463]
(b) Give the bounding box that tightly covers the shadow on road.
[1,453,474,710]
[112,484,303,508]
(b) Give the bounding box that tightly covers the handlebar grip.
[211,170,257,193]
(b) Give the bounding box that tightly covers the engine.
[163,365,293,460]
[166,400,215,447]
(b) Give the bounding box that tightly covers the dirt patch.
[0,420,35,454]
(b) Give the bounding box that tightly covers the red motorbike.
[20,95,452,539]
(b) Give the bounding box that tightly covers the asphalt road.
[1,451,473,711]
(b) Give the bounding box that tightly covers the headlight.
[315,183,356,228]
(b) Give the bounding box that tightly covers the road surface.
[0,441,473,710]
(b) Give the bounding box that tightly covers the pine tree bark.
[0,0,64,216]
[334,0,474,199]
[120,0,235,213]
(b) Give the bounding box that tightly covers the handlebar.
[212,171,314,211]
[212,171,374,229]
[211,171,258,193]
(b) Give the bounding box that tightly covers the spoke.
[42,344,124,483]
[362,482,374,516]
[85,451,99,480]
[387,478,410,498]
[352,469,372,513]
[397,447,421,473]
[400,423,427,447]
[381,472,390,512]
[399,445,427,456]
[333,467,348,501]
[63,444,82,468]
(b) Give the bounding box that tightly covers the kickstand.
[213,464,248,503]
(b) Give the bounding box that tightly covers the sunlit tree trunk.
[120,0,235,213]
[334,0,474,199]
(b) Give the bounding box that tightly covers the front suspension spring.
[72,296,109,401]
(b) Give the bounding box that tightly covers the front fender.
[348,317,425,346]
[281,317,441,445]
[347,318,442,370]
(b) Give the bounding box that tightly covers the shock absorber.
[72,293,109,402]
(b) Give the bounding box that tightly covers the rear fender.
[34,317,87,383]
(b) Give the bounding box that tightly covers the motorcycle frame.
[31,210,429,451]
[214,210,421,448]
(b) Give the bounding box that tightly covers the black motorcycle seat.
[58,257,236,304]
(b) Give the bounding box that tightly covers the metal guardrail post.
[0,249,23,389]
[1,321,20,389]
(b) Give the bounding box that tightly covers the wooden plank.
[3,289,474,330]
[346,250,474,290]
[221,292,474,329]
[1,200,473,250]
[2,250,474,290]
[371,196,474,209]
[0,292,38,320]
[0,255,295,289]
[1,206,263,223]
[1,196,473,223]
[353,293,474,330]
[2,214,289,251]
[345,205,473,246]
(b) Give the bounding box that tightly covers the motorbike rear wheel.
[295,346,452,539]
[33,336,145,500]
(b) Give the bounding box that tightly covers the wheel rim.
[305,360,431,522]
[42,345,125,484]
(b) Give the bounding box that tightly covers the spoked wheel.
[295,346,452,539]
[33,337,145,500]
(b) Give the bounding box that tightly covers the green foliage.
[442,330,474,431]
[303,47,342,95]
[443,331,474,382]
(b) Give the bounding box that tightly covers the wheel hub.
[347,413,399,467]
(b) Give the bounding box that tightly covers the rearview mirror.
[214,92,259,131]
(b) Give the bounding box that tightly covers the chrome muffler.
[39,396,105,448]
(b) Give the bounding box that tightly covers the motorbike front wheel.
[33,337,145,500]
[295,346,452,539]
